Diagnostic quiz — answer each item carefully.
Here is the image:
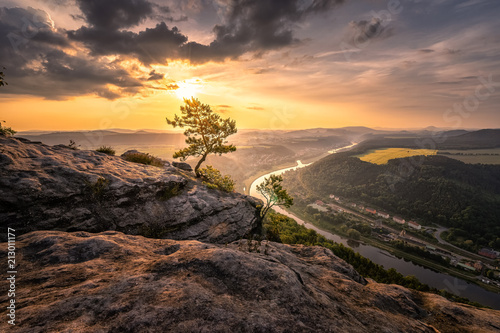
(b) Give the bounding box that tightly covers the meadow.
[355,148,438,165]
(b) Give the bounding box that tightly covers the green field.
[356,148,438,165]
[438,148,500,165]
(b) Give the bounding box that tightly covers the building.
[315,200,324,206]
[393,216,405,225]
[408,221,421,230]
[327,204,344,213]
[348,203,357,208]
[365,207,377,215]
[478,248,498,259]
[473,261,484,272]
[377,211,390,219]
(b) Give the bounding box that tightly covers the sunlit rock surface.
[0,136,260,243]
[1,231,499,332]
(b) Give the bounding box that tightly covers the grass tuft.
[96,146,116,156]
[124,152,164,167]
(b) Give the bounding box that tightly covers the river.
[249,143,500,310]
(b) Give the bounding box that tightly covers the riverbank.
[288,204,500,294]
[247,143,500,308]
[242,150,336,195]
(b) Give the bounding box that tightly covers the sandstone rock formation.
[1,230,499,332]
[172,161,193,171]
[0,136,260,243]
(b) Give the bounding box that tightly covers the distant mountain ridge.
[358,129,500,150]
[16,126,492,149]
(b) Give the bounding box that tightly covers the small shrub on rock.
[199,165,235,193]
[96,146,116,156]
[124,152,164,167]
[68,140,80,150]
[0,120,16,137]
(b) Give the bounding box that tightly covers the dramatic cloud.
[147,69,164,81]
[69,0,347,65]
[184,0,346,63]
[0,7,141,100]
[1,1,348,99]
[68,22,188,65]
[76,0,155,30]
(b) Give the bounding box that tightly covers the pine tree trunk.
[195,153,208,177]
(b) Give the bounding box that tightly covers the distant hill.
[447,129,500,148]
[357,129,500,150]
[282,152,500,251]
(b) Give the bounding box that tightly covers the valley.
[246,128,500,306]
[15,126,500,308]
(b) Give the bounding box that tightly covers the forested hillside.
[282,153,500,251]
[358,129,500,150]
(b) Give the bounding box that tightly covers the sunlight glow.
[175,80,202,100]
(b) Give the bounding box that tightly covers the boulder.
[172,161,193,171]
[120,149,142,157]
[0,136,260,243]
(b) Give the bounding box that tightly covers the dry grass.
[124,152,164,167]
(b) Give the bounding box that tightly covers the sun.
[175,80,201,100]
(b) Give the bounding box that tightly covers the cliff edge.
[0,136,260,243]
[1,136,500,332]
[1,231,499,332]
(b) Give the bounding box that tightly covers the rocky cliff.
[1,135,500,332]
[0,136,260,243]
[1,231,500,332]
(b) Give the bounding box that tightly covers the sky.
[1,0,499,131]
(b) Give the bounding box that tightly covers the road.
[434,225,495,265]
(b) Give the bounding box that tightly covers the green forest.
[282,152,500,252]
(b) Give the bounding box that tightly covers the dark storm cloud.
[3,1,347,99]
[147,70,164,81]
[347,18,393,46]
[68,22,188,65]
[67,0,191,64]
[0,7,142,100]
[75,0,155,30]
[69,0,346,65]
[183,0,346,63]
